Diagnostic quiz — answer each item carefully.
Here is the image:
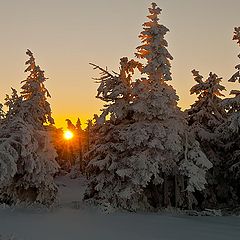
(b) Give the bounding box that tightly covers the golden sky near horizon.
[0,0,240,128]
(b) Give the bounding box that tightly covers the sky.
[0,0,240,128]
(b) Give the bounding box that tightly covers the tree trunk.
[163,174,169,207]
[174,175,179,207]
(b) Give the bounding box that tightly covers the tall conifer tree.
[0,50,58,206]
[84,3,212,211]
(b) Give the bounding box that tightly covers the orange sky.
[0,0,240,128]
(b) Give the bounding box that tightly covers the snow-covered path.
[0,176,239,240]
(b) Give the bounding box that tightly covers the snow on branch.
[233,27,240,46]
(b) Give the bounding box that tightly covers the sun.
[64,130,74,140]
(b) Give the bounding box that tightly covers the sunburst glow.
[64,130,74,140]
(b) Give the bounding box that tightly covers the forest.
[0,2,240,214]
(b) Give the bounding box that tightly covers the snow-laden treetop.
[188,70,226,130]
[190,70,225,98]
[20,49,54,127]
[136,2,173,83]
[229,27,240,83]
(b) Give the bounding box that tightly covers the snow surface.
[0,175,239,240]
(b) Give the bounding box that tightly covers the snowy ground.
[0,175,239,240]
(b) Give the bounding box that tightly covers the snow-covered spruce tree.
[84,57,145,210]
[188,70,226,133]
[84,57,141,172]
[229,27,240,84]
[20,49,54,128]
[219,27,240,206]
[84,3,212,211]
[187,70,229,208]
[187,70,226,162]
[222,27,240,131]
[0,50,59,206]
[84,57,141,164]
[131,3,212,209]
